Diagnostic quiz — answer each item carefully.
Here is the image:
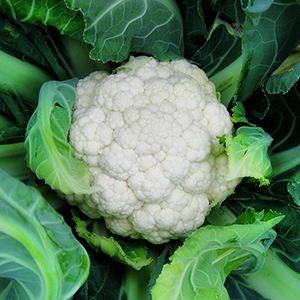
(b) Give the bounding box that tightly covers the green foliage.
[218,101,273,185]
[0,169,90,299]
[0,142,31,180]
[0,18,69,81]
[0,0,84,39]
[71,209,153,271]
[1,0,185,63]
[236,0,300,102]
[0,50,54,106]
[234,247,300,299]
[224,189,300,299]
[180,0,300,105]
[221,126,273,185]
[0,92,33,144]
[151,209,283,300]
[25,79,100,195]
[64,0,184,62]
[265,60,300,94]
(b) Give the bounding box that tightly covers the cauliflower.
[64,56,240,244]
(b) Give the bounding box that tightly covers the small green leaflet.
[24,79,100,194]
[0,169,90,299]
[151,209,283,300]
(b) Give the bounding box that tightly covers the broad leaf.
[192,0,300,105]
[0,169,90,299]
[151,209,283,300]
[194,24,242,77]
[64,0,184,62]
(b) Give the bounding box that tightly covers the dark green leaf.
[193,24,241,77]
[264,60,300,94]
[287,170,300,206]
[0,91,34,144]
[177,0,211,59]
[192,23,242,106]
[237,0,300,101]
[0,0,84,39]
[74,249,126,300]
[64,0,184,62]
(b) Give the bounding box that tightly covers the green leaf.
[151,208,283,300]
[71,209,152,271]
[237,0,300,101]
[193,24,243,107]
[194,24,242,77]
[64,0,184,62]
[222,126,273,185]
[264,60,300,94]
[0,169,90,299]
[287,170,300,206]
[250,82,300,180]
[0,17,68,80]
[225,186,300,299]
[0,18,48,69]
[24,79,100,194]
[178,0,210,59]
[230,101,253,125]
[196,0,300,104]
[224,80,300,294]
[0,0,84,39]
[73,248,127,300]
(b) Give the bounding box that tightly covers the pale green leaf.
[151,209,283,300]
[222,126,273,185]
[72,209,152,271]
[24,79,100,194]
[0,169,90,299]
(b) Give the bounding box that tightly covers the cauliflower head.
[65,56,240,244]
